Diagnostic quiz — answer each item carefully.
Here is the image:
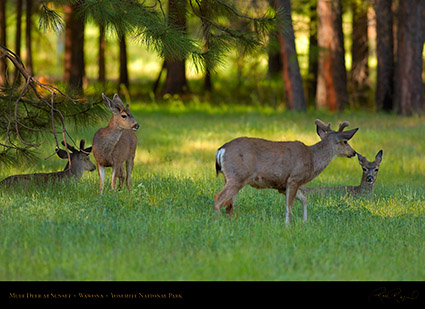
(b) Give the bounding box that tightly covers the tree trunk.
[25,0,33,76]
[394,0,424,115]
[351,0,370,105]
[64,3,85,93]
[0,0,8,87]
[98,25,106,84]
[276,0,306,111]
[119,33,129,91]
[163,0,188,95]
[14,0,22,82]
[375,0,394,111]
[307,0,318,105]
[316,0,348,111]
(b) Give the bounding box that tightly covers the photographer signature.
[369,287,419,304]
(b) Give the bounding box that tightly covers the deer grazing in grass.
[302,150,383,197]
[92,93,139,194]
[0,140,96,186]
[214,119,359,224]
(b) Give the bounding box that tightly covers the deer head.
[357,150,383,185]
[102,93,140,131]
[315,119,358,158]
[57,139,96,178]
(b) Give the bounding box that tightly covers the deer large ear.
[375,150,383,164]
[57,148,68,159]
[102,93,122,113]
[357,153,366,165]
[112,94,125,111]
[337,128,359,141]
[316,125,327,139]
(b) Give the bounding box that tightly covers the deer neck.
[358,178,374,193]
[103,117,126,154]
[308,140,336,181]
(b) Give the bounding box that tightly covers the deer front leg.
[295,190,308,222]
[98,164,105,195]
[285,180,299,225]
[125,158,134,191]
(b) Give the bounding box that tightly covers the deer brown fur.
[302,150,383,196]
[214,119,359,224]
[92,93,139,194]
[0,140,96,186]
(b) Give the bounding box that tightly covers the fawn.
[302,150,383,196]
[92,93,139,194]
[214,119,359,224]
[0,139,95,186]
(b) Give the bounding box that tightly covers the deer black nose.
[366,175,373,183]
[133,123,140,131]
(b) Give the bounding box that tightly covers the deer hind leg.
[295,189,308,222]
[214,182,242,218]
[118,165,125,190]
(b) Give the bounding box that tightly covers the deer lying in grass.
[92,93,139,194]
[214,119,359,224]
[302,150,383,196]
[0,140,96,186]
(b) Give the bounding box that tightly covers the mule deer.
[302,150,383,196]
[92,93,139,194]
[214,119,358,224]
[0,140,96,186]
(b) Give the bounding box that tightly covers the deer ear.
[356,153,366,165]
[112,94,125,111]
[57,148,68,159]
[337,128,359,141]
[84,146,92,154]
[375,150,383,164]
[316,125,327,140]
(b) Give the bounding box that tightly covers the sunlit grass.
[0,104,424,281]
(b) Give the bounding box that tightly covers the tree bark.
[163,0,188,95]
[119,33,129,91]
[276,0,306,111]
[394,0,424,115]
[64,3,85,93]
[316,0,348,111]
[25,0,33,76]
[351,0,370,103]
[375,0,394,111]
[98,25,106,84]
[307,0,318,105]
[0,0,8,87]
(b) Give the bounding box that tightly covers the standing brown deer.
[92,93,139,194]
[214,119,359,224]
[0,140,96,186]
[302,150,383,196]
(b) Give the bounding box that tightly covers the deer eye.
[121,114,128,119]
[362,168,367,172]
[374,169,379,172]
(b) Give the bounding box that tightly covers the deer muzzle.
[132,123,140,131]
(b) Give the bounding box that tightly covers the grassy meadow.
[1,103,424,281]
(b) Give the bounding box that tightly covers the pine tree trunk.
[0,0,8,87]
[98,25,106,84]
[163,0,188,95]
[119,33,129,90]
[25,0,33,76]
[351,0,370,105]
[394,0,424,115]
[64,3,85,93]
[375,0,394,111]
[307,0,318,105]
[316,0,348,111]
[276,0,306,111]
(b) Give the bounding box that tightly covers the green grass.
[1,103,424,281]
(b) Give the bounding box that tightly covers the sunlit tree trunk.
[119,33,129,91]
[25,0,33,76]
[316,0,348,111]
[307,0,318,105]
[98,25,106,84]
